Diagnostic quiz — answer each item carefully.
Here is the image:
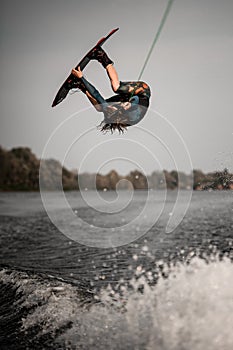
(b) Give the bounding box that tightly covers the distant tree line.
[0,146,232,191]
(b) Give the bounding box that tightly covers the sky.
[1,0,233,174]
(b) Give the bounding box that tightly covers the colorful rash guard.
[113,81,151,125]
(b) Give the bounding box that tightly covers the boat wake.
[0,255,232,349]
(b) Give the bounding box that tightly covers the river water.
[0,190,232,349]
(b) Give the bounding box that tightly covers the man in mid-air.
[71,46,151,133]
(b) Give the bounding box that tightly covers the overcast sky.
[1,0,233,174]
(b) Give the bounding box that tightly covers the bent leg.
[106,64,120,92]
[87,46,120,92]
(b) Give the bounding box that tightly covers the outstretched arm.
[71,67,103,111]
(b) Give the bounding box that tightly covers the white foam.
[62,256,233,349]
[1,256,232,349]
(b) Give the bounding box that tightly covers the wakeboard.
[52,28,119,107]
